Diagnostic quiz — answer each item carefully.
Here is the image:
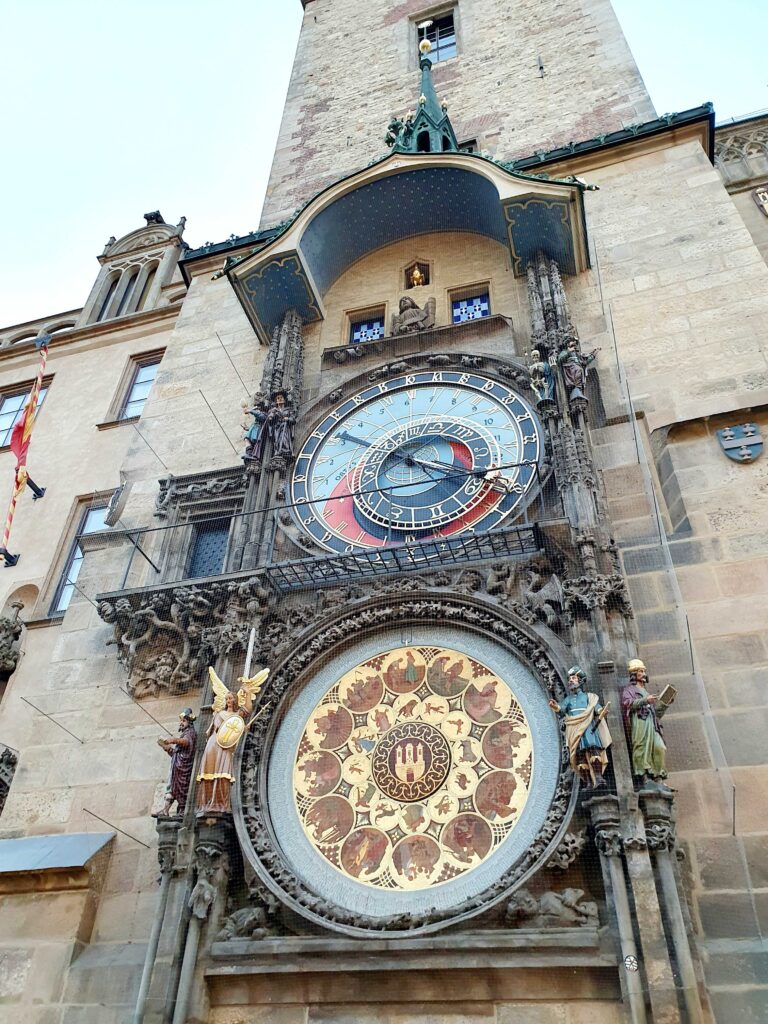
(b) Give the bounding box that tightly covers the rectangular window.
[422,12,456,63]
[188,518,231,578]
[452,291,491,323]
[0,385,49,447]
[350,316,385,345]
[51,505,109,615]
[120,356,162,420]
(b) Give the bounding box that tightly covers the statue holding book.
[620,659,675,791]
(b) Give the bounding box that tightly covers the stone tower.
[261,0,656,224]
[1,3,768,1023]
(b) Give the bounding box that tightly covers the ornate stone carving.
[216,882,281,941]
[505,887,598,928]
[594,828,623,858]
[238,594,575,935]
[563,573,633,619]
[155,816,182,874]
[0,746,18,818]
[97,575,269,698]
[546,829,587,870]
[0,600,24,677]
[154,469,247,519]
[391,295,436,334]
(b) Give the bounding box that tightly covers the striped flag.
[1,334,49,563]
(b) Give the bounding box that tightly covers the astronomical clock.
[235,364,578,936]
[290,370,543,552]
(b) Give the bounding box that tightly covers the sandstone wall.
[261,0,655,225]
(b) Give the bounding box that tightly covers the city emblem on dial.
[291,371,543,553]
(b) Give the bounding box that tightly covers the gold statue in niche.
[197,667,268,814]
[293,646,533,891]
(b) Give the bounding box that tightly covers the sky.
[1,0,764,328]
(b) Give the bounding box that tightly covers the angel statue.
[196,665,269,815]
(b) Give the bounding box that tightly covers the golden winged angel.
[196,665,269,814]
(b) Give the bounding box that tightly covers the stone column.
[642,790,706,1024]
[588,794,648,1024]
[171,814,233,1024]
[132,816,181,1024]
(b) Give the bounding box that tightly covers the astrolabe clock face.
[291,371,543,553]
[292,645,534,891]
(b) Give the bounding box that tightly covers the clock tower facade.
[2,4,768,1024]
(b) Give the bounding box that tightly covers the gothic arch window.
[95,273,120,322]
[417,130,431,153]
[135,263,158,311]
[115,266,141,318]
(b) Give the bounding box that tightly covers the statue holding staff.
[549,666,612,788]
[155,708,197,816]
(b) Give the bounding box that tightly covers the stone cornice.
[0,303,180,365]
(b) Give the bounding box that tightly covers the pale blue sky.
[1,0,764,327]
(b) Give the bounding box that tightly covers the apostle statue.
[528,349,555,405]
[267,391,296,467]
[242,400,269,465]
[549,666,612,788]
[557,339,597,400]
[391,295,436,335]
[620,659,671,791]
[156,708,197,817]
[196,666,269,815]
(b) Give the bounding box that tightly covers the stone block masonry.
[260,0,655,225]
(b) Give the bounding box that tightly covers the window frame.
[49,503,111,617]
[345,304,388,347]
[0,377,53,450]
[449,282,492,324]
[101,348,165,426]
[413,6,458,66]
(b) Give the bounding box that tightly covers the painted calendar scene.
[292,645,534,891]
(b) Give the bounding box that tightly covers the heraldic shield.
[716,423,764,464]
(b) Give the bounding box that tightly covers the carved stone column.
[588,794,648,1024]
[171,815,233,1024]
[133,817,182,1024]
[233,309,304,571]
[642,790,706,1024]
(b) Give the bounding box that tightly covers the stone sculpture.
[620,659,671,791]
[242,401,269,464]
[549,666,612,788]
[557,339,597,400]
[197,666,269,815]
[156,708,197,816]
[528,349,555,405]
[267,391,296,468]
[506,887,598,928]
[391,295,436,334]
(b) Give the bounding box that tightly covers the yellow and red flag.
[1,334,49,563]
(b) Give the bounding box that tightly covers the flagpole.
[0,333,50,566]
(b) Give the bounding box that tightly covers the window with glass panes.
[51,505,109,615]
[188,519,231,578]
[121,358,161,419]
[350,316,385,344]
[0,386,48,447]
[422,13,456,62]
[452,292,490,323]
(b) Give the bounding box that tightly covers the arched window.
[417,130,431,153]
[95,275,119,322]
[135,264,158,311]
[115,267,140,318]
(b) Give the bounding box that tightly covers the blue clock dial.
[291,371,543,554]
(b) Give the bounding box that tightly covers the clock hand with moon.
[291,370,544,554]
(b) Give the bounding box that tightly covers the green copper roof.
[384,55,458,155]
